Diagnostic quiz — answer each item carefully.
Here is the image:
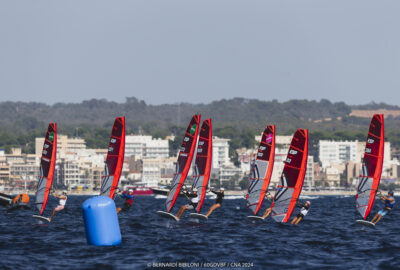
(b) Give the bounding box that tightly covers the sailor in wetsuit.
[291,200,311,225]
[370,190,395,225]
[117,189,135,214]
[49,191,67,221]
[176,188,199,219]
[205,188,224,217]
[261,193,274,219]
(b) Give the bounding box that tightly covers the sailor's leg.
[49,209,57,221]
[176,206,187,219]
[374,215,383,225]
[262,208,271,219]
[295,217,303,225]
[371,211,381,223]
[206,204,221,217]
[291,217,298,224]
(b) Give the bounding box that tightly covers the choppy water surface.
[1,195,399,269]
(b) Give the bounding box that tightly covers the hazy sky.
[0,1,399,105]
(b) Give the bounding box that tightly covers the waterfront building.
[319,140,359,168]
[125,135,169,159]
[35,135,86,156]
[212,136,231,169]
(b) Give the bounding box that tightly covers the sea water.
[1,195,399,269]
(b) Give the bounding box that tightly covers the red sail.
[165,115,201,212]
[191,119,213,213]
[271,129,308,223]
[356,114,384,219]
[100,117,126,199]
[246,125,275,215]
[35,123,57,215]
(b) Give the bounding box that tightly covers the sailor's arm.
[296,201,304,207]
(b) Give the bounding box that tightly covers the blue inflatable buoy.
[82,196,122,246]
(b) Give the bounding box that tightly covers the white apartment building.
[125,135,169,159]
[304,156,314,190]
[219,164,242,186]
[35,135,86,156]
[319,140,359,168]
[320,140,392,168]
[141,159,161,187]
[56,149,106,190]
[212,136,230,169]
[140,157,176,187]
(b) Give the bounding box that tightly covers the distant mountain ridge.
[1,97,400,157]
[3,97,400,134]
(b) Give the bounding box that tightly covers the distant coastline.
[5,189,391,197]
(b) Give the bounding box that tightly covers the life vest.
[385,196,395,209]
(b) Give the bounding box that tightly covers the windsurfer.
[370,191,395,225]
[49,191,67,221]
[261,194,274,219]
[205,188,224,217]
[291,201,311,225]
[176,188,199,219]
[117,189,135,214]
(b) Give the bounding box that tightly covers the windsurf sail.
[246,125,275,215]
[270,129,308,223]
[356,114,384,219]
[35,123,57,215]
[100,116,126,199]
[191,119,212,213]
[165,114,201,212]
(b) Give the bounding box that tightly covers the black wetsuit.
[185,192,198,208]
[296,202,309,218]
[212,191,224,205]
